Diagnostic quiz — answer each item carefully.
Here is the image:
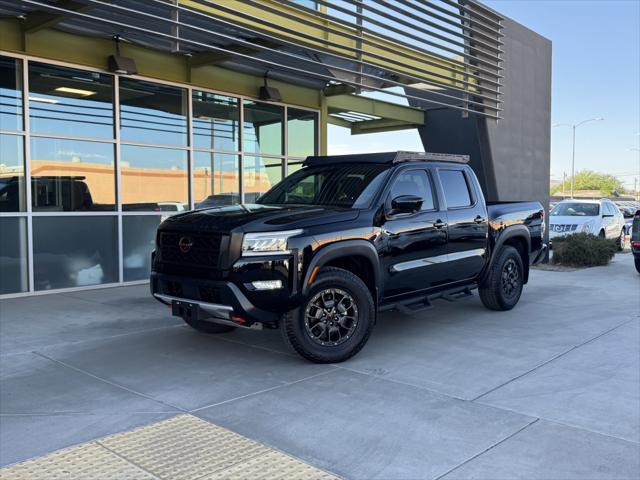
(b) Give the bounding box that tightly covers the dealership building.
[0,0,551,296]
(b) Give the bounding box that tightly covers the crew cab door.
[381,168,449,298]
[435,167,488,283]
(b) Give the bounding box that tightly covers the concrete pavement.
[1,253,638,479]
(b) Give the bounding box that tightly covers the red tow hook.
[231,315,247,324]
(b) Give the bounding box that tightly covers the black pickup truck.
[151,152,546,363]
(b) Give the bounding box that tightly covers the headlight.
[241,229,303,256]
[582,220,595,233]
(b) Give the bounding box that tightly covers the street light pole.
[553,117,604,198]
[629,147,640,201]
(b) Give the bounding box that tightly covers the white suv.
[549,199,626,250]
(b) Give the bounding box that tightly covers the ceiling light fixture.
[54,87,96,97]
[28,96,59,104]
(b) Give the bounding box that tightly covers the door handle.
[474,216,485,224]
[434,219,447,229]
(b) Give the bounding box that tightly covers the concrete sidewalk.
[1,254,639,479]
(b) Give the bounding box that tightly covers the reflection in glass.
[243,100,283,156]
[33,216,117,290]
[29,62,114,138]
[123,215,162,281]
[192,92,239,151]
[120,78,187,146]
[0,56,23,131]
[0,217,28,294]
[194,152,240,207]
[121,145,188,211]
[287,108,317,157]
[287,161,304,175]
[243,156,282,203]
[30,137,115,211]
[0,135,25,211]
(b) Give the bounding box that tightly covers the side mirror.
[391,195,423,214]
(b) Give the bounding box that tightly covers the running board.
[379,285,476,314]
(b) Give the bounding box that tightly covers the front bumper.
[151,272,281,329]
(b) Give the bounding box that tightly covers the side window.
[389,170,435,211]
[439,169,472,208]
[604,203,614,215]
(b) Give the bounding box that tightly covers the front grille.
[158,231,224,270]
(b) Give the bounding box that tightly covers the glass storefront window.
[121,145,188,211]
[0,217,28,294]
[243,100,283,156]
[243,156,283,203]
[29,63,114,138]
[194,152,240,207]
[123,215,162,281]
[0,134,25,212]
[120,79,187,146]
[287,161,304,175]
[33,216,117,290]
[192,92,239,151]
[0,56,23,131]
[30,137,115,211]
[287,108,317,158]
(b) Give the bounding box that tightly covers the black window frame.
[437,168,476,210]
[384,167,438,218]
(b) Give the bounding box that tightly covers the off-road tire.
[479,245,524,311]
[617,228,626,251]
[281,267,375,363]
[183,317,236,334]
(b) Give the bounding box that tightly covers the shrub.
[551,233,617,267]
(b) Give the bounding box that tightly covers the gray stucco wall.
[409,17,552,208]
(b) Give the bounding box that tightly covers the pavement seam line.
[190,368,339,412]
[471,318,636,402]
[93,441,163,480]
[332,364,469,400]
[13,324,184,355]
[32,351,187,413]
[432,417,540,480]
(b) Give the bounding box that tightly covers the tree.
[551,170,624,196]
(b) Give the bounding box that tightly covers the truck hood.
[159,204,360,233]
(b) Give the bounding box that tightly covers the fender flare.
[482,225,532,284]
[302,240,381,300]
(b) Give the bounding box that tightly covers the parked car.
[151,151,546,363]
[632,210,640,273]
[549,198,626,250]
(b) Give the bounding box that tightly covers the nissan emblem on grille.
[178,236,193,253]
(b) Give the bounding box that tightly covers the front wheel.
[281,267,375,363]
[479,245,524,311]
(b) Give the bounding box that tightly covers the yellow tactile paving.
[0,442,154,480]
[0,414,338,480]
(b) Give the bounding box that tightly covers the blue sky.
[328,0,640,189]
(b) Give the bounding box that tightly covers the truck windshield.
[551,202,599,216]
[257,164,390,208]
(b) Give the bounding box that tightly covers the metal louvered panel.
[9,0,503,118]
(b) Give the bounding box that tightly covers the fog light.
[251,280,283,290]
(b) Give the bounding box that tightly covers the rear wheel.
[183,317,236,334]
[281,267,375,363]
[479,246,524,311]
[635,258,640,274]
[617,228,626,251]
